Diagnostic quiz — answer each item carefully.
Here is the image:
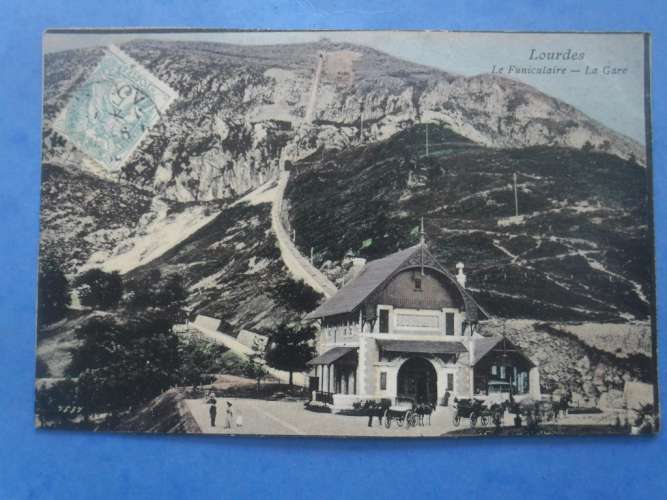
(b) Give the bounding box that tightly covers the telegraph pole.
[359,102,364,143]
[513,172,519,217]
[425,122,429,157]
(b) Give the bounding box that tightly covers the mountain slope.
[125,193,313,333]
[42,39,645,206]
[39,164,154,274]
[284,124,651,323]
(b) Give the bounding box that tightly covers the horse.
[414,403,435,426]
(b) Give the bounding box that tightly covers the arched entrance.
[397,357,437,406]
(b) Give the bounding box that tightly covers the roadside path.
[185,397,625,437]
[271,170,338,298]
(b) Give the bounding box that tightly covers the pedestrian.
[443,390,450,407]
[493,406,503,434]
[366,401,374,427]
[207,394,217,427]
[525,409,535,435]
[224,401,233,429]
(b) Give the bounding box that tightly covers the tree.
[38,261,70,324]
[264,322,316,386]
[155,274,188,323]
[74,268,123,310]
[125,272,188,323]
[178,336,228,388]
[274,278,323,314]
[67,316,180,414]
[243,337,269,392]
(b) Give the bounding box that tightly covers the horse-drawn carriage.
[453,398,506,428]
[512,395,570,423]
[383,398,435,428]
[383,399,416,428]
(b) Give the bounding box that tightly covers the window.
[447,373,454,391]
[491,365,497,376]
[445,312,455,335]
[379,309,389,333]
[380,372,387,391]
[414,277,422,290]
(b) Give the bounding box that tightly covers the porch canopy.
[377,340,467,355]
[307,346,356,365]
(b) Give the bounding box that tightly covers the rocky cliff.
[42,39,645,206]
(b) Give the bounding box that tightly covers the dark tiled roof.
[305,245,420,319]
[306,243,489,321]
[377,339,468,354]
[307,346,356,365]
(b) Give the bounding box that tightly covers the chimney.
[455,262,467,288]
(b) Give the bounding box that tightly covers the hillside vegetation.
[285,124,651,322]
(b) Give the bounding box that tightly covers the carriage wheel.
[470,413,478,428]
[480,415,489,426]
[453,414,461,427]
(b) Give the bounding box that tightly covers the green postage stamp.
[52,44,177,171]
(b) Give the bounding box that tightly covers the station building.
[305,242,541,409]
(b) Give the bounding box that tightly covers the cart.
[452,398,487,427]
[383,398,417,429]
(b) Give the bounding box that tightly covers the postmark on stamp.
[52,45,178,170]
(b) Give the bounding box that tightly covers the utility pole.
[425,122,429,157]
[513,172,519,217]
[359,103,364,143]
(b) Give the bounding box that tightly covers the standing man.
[207,393,218,427]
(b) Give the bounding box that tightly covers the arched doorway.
[397,357,437,406]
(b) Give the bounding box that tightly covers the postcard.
[36,30,657,437]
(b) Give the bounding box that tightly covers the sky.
[44,30,647,143]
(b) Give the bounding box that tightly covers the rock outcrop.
[43,39,645,204]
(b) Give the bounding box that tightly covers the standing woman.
[224,401,233,429]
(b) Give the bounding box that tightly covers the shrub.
[66,316,180,414]
[38,261,71,324]
[74,268,123,310]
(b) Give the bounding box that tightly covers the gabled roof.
[470,336,535,367]
[470,336,503,365]
[306,243,489,320]
[305,245,420,319]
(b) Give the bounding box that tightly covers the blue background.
[1,1,665,499]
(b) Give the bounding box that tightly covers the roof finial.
[419,216,425,247]
[420,216,425,275]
